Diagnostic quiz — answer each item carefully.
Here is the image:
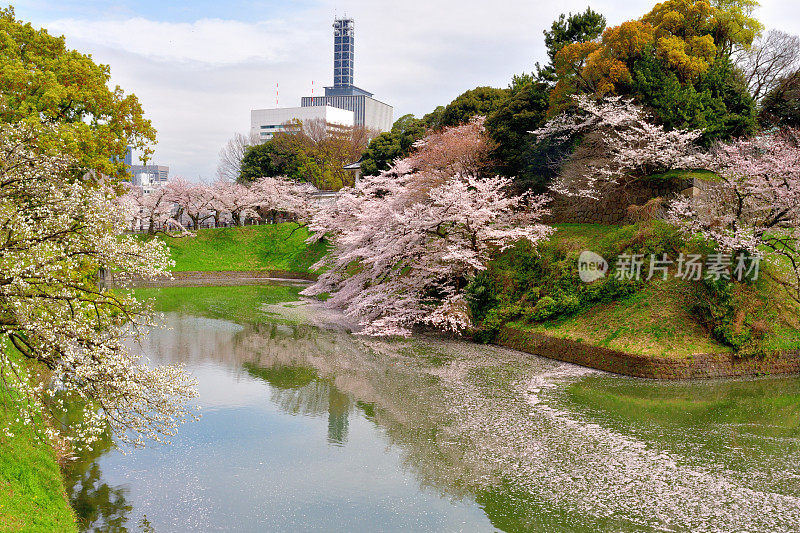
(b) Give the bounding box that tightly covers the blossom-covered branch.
[669,129,800,298]
[303,121,553,336]
[0,123,198,448]
[533,95,701,198]
[120,176,316,232]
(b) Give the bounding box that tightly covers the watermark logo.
[578,251,609,283]
[577,251,761,283]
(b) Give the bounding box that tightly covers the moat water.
[65,284,800,532]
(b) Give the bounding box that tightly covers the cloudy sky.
[14,0,800,180]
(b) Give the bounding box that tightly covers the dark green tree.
[760,70,800,128]
[437,87,510,128]
[537,7,607,82]
[628,53,757,145]
[485,80,554,192]
[360,114,426,176]
[421,105,446,130]
[239,139,304,183]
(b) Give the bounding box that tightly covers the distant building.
[130,164,169,193]
[250,105,354,142]
[301,91,392,134]
[300,18,393,132]
[250,17,393,139]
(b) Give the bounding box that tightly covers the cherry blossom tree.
[533,95,701,198]
[302,122,553,336]
[0,123,197,448]
[210,180,260,226]
[250,176,317,225]
[165,178,215,230]
[120,184,179,234]
[121,175,316,233]
[668,129,800,299]
[406,116,493,185]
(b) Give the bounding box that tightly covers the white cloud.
[47,17,308,66]
[32,0,800,180]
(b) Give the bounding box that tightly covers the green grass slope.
[154,223,327,273]
[0,345,76,532]
[491,224,800,358]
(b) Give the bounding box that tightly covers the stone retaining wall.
[497,324,800,379]
[547,179,693,225]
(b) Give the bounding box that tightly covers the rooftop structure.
[250,17,393,138]
[333,18,354,88]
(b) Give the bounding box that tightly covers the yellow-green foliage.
[0,7,155,180]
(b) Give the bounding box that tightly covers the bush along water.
[467,221,777,357]
[466,232,644,343]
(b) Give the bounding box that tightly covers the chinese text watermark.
[578,252,761,283]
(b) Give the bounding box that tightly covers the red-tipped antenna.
[276,82,279,107]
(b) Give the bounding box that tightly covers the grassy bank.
[153,223,327,273]
[477,223,800,360]
[150,221,800,365]
[0,344,76,532]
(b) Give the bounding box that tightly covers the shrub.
[466,228,650,342]
[690,271,767,356]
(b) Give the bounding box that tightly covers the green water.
[65,285,800,532]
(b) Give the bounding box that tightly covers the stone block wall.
[547,177,696,225]
[497,325,800,379]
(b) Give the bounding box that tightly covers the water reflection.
[64,285,800,532]
[243,362,351,445]
[66,444,132,530]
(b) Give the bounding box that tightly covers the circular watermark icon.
[578,251,608,283]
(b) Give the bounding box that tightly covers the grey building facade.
[301,93,392,133]
[130,165,169,193]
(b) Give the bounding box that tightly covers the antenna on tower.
[276,82,279,107]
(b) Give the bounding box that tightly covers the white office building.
[250,105,355,141]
